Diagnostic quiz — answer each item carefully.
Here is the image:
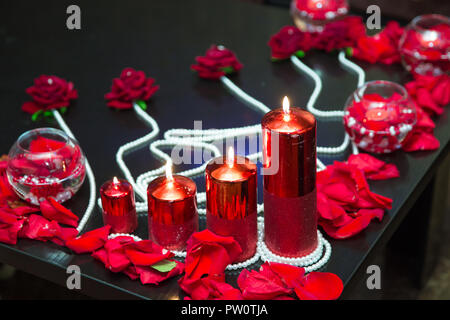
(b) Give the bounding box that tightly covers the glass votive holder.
[399,14,450,76]
[291,0,349,32]
[343,81,417,154]
[6,127,86,205]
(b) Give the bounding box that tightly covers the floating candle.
[399,14,450,75]
[205,147,257,263]
[147,163,198,251]
[100,177,137,233]
[262,97,318,258]
[343,80,417,153]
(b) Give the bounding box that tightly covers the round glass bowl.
[291,0,348,32]
[343,81,417,154]
[6,127,86,205]
[399,14,450,76]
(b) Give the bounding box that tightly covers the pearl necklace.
[52,110,96,232]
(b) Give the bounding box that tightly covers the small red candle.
[205,147,257,263]
[100,177,138,233]
[262,97,317,258]
[147,163,198,251]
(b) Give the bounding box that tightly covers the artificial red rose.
[347,153,399,180]
[65,225,111,253]
[183,229,242,280]
[268,26,312,60]
[191,45,243,80]
[352,21,403,65]
[180,274,242,300]
[105,68,159,109]
[405,74,450,116]
[21,75,77,115]
[40,197,79,227]
[313,16,366,52]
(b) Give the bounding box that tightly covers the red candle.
[205,147,257,263]
[147,164,198,251]
[262,97,317,258]
[100,177,138,233]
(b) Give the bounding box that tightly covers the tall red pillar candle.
[100,177,138,233]
[147,164,198,251]
[262,97,317,257]
[206,147,257,263]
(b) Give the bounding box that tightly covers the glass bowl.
[343,81,417,154]
[291,0,348,32]
[6,127,86,205]
[399,14,450,75]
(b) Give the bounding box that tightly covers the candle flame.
[226,146,235,168]
[165,162,174,182]
[113,176,119,184]
[283,96,290,121]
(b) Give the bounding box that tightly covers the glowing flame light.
[283,96,290,121]
[226,146,235,168]
[165,162,174,182]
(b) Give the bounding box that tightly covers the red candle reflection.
[206,147,257,263]
[147,163,198,251]
[262,97,317,258]
[100,177,138,233]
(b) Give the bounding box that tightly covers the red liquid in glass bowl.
[399,14,450,76]
[291,0,349,32]
[343,81,417,154]
[6,128,86,205]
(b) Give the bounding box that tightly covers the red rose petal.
[295,272,343,300]
[66,225,111,254]
[40,198,79,227]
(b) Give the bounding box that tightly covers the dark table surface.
[0,0,449,299]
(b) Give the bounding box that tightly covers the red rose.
[21,75,78,115]
[191,45,243,80]
[352,21,404,65]
[313,16,366,52]
[268,26,312,60]
[105,68,159,110]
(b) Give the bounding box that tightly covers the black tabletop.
[0,0,449,299]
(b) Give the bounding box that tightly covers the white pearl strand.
[93,54,368,270]
[52,110,96,232]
